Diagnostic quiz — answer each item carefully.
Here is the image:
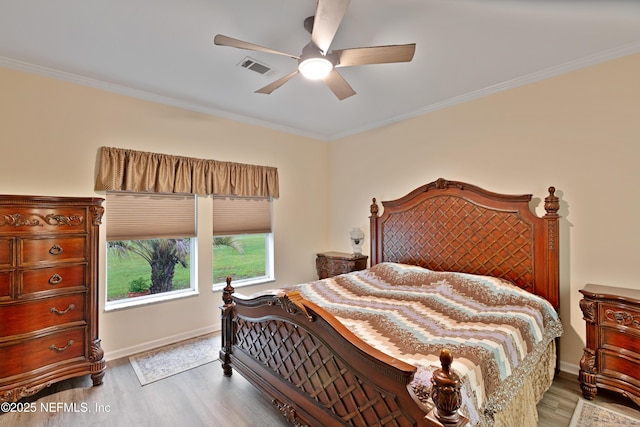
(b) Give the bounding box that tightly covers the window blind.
[212,197,271,236]
[106,192,196,241]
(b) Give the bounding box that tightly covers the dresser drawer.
[0,328,85,379]
[20,237,87,266]
[601,327,640,355]
[601,303,640,330]
[0,238,12,267]
[0,294,85,337]
[0,206,88,234]
[21,265,86,295]
[600,349,640,388]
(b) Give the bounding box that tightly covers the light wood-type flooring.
[1,356,639,427]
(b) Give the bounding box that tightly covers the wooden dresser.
[0,195,105,402]
[579,283,640,406]
[315,252,368,279]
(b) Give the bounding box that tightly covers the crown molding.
[329,40,640,140]
[0,56,323,140]
[2,39,640,142]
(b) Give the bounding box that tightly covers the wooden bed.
[220,178,561,426]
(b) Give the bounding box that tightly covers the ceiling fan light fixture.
[298,56,333,80]
[214,4,414,99]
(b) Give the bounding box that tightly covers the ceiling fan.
[214,0,416,100]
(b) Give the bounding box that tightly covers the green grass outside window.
[107,235,266,301]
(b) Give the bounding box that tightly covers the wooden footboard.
[220,278,468,427]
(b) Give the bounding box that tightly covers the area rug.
[129,333,220,385]
[569,398,640,427]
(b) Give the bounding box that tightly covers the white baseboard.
[104,325,221,361]
[559,360,580,376]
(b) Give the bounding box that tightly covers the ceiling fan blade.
[255,71,299,95]
[214,34,299,59]
[311,0,351,54]
[324,69,356,100]
[334,44,416,67]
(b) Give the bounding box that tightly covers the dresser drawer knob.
[50,304,75,315]
[49,340,74,352]
[49,244,63,255]
[49,274,63,285]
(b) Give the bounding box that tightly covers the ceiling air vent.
[238,57,274,77]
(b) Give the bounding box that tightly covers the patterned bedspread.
[285,262,563,426]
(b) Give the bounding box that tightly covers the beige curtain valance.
[95,146,279,198]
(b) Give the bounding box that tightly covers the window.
[106,192,197,308]
[212,197,274,288]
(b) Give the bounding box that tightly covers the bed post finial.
[428,349,468,426]
[544,186,559,217]
[370,198,379,217]
[222,276,235,306]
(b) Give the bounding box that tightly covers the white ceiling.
[1,0,639,140]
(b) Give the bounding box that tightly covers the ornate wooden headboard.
[369,178,560,310]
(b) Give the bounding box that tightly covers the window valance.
[94,146,279,198]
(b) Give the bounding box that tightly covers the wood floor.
[2,357,640,427]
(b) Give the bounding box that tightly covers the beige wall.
[0,67,330,359]
[2,52,638,371]
[328,53,640,373]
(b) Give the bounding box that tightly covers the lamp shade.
[350,227,365,254]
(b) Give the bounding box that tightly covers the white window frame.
[211,196,275,291]
[104,193,199,311]
[105,237,199,311]
[211,232,274,292]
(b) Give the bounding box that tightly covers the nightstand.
[579,284,640,406]
[316,252,368,279]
